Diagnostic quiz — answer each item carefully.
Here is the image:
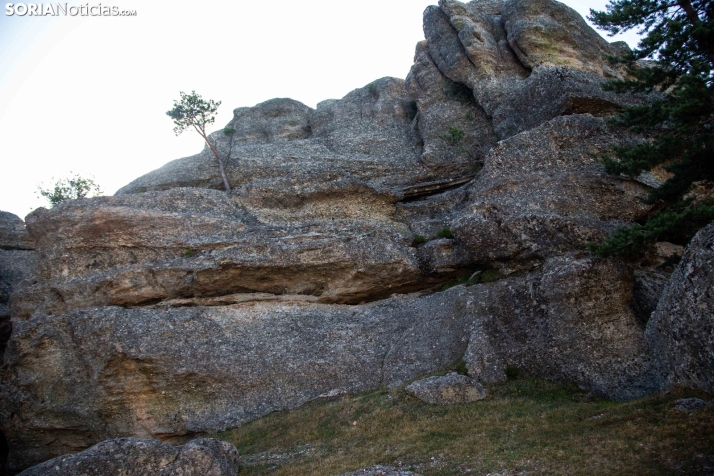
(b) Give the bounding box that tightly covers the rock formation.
[646,222,714,394]
[0,212,35,362]
[17,438,240,476]
[3,0,703,472]
[340,466,420,476]
[405,372,488,404]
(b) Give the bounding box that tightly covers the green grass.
[211,379,714,475]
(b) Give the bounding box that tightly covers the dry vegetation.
[213,378,714,475]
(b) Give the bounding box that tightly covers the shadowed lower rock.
[646,221,714,394]
[17,438,239,476]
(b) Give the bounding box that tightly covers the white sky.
[0,0,639,219]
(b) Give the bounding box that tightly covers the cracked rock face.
[451,114,652,263]
[0,0,673,472]
[116,78,438,197]
[0,212,36,362]
[17,438,240,476]
[10,188,431,315]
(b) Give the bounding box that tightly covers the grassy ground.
[213,378,714,475]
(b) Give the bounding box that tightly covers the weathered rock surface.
[0,0,669,472]
[461,255,661,400]
[339,466,421,476]
[116,78,441,198]
[405,372,488,404]
[646,221,714,393]
[674,398,714,412]
[502,0,625,76]
[10,188,449,316]
[451,114,651,263]
[0,212,36,362]
[1,291,471,469]
[17,438,239,476]
[631,268,671,326]
[1,255,659,469]
[0,212,34,251]
[416,0,645,141]
[405,40,495,173]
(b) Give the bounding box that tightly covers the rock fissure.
[400,176,475,201]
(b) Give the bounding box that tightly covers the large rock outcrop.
[0,0,671,472]
[646,221,714,393]
[116,78,440,198]
[9,188,434,316]
[2,255,659,469]
[451,114,651,263]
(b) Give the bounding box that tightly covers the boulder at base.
[646,221,714,393]
[405,372,488,404]
[17,438,239,476]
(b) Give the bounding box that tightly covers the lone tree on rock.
[167,91,232,192]
[587,0,714,258]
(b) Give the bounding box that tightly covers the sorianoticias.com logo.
[5,3,137,16]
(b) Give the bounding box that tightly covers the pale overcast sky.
[0,0,638,219]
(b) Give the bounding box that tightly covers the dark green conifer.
[587,0,714,258]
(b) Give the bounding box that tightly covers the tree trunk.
[677,0,714,68]
[203,137,232,192]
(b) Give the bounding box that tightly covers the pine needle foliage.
[167,91,233,192]
[587,0,714,258]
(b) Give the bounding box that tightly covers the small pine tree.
[167,91,233,192]
[587,0,714,258]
